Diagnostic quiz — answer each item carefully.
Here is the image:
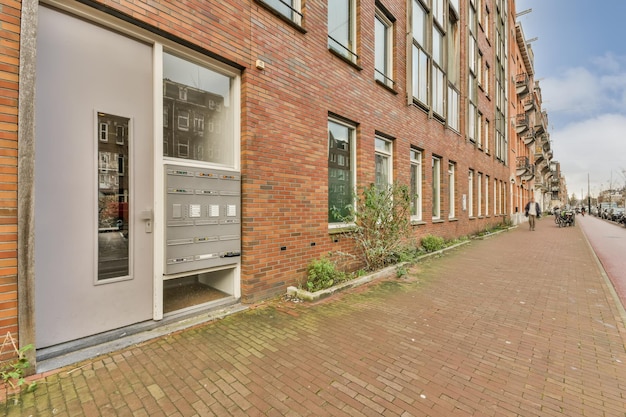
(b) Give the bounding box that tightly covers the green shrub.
[421,234,445,252]
[305,257,346,292]
[332,182,413,271]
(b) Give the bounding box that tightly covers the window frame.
[432,156,441,220]
[485,175,490,216]
[448,162,455,219]
[259,0,303,25]
[410,149,423,221]
[328,0,358,63]
[468,169,474,217]
[375,7,394,88]
[477,172,482,216]
[328,117,357,228]
[375,136,393,190]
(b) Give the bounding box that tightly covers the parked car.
[610,207,625,222]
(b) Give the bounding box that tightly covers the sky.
[516,0,626,201]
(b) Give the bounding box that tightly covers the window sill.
[448,217,458,222]
[432,219,445,224]
[469,216,476,221]
[328,48,362,71]
[411,220,427,226]
[328,224,355,235]
[375,79,398,95]
[254,0,307,33]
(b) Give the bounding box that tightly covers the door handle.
[140,209,153,233]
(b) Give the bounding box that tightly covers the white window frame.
[375,136,393,190]
[375,9,394,88]
[432,156,441,220]
[448,162,455,219]
[477,111,483,148]
[328,0,358,63]
[432,27,445,116]
[264,0,303,25]
[411,0,429,105]
[468,169,474,217]
[484,119,490,154]
[477,172,482,216]
[485,175,490,216]
[99,122,108,142]
[410,149,423,221]
[328,118,357,228]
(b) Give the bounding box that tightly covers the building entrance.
[35,6,154,348]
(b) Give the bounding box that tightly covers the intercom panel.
[165,164,241,275]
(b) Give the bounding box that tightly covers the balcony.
[516,73,530,96]
[516,156,534,181]
[516,113,529,134]
[536,159,549,176]
[534,148,545,163]
[523,128,535,145]
[534,177,548,191]
[535,110,548,135]
[523,95,535,113]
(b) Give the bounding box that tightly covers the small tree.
[335,182,413,271]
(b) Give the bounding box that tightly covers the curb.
[287,226,516,302]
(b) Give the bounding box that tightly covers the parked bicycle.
[557,209,575,227]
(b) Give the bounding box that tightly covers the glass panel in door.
[98,112,130,280]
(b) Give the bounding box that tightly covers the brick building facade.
[0,0,552,367]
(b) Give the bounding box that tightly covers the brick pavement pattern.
[3,220,626,416]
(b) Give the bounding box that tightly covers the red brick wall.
[10,0,514,310]
[0,0,21,356]
[76,0,511,302]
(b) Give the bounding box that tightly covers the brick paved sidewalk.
[2,219,626,416]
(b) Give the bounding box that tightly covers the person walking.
[524,196,541,231]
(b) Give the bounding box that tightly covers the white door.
[35,6,154,348]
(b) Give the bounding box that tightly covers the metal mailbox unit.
[165,164,241,276]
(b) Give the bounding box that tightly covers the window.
[177,111,189,131]
[494,5,508,163]
[328,118,356,225]
[432,156,441,219]
[494,178,498,216]
[468,1,478,143]
[485,175,490,215]
[432,27,445,116]
[411,1,428,104]
[448,162,455,219]
[484,119,490,154]
[468,169,474,217]
[328,0,357,63]
[411,0,457,123]
[375,8,394,88]
[375,136,393,190]
[477,111,483,148]
[99,122,108,142]
[477,172,482,216]
[447,11,460,130]
[263,0,303,25]
[484,63,490,96]
[477,51,483,87]
[116,125,125,145]
[410,149,422,221]
[163,53,236,167]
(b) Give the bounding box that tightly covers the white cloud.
[550,114,626,199]
[540,68,601,116]
[591,52,625,73]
